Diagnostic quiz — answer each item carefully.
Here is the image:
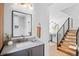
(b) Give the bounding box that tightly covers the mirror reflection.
[12,10,32,37]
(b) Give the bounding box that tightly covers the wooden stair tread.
[62,42,76,46]
[69,29,77,31]
[66,35,76,37]
[69,27,77,29]
[68,31,76,34]
[62,41,76,45]
[68,30,77,33]
[67,33,76,36]
[69,28,77,31]
[67,32,76,34]
[67,35,76,36]
[65,36,76,39]
[65,37,76,40]
[60,43,76,51]
[58,45,76,50]
[62,39,76,43]
[57,47,76,56]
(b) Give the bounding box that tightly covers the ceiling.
[49,3,77,12]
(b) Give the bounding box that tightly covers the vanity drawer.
[3,49,29,56]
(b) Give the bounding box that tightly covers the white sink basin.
[16,42,33,48]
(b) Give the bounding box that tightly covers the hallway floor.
[48,42,70,56]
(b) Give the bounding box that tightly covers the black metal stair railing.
[76,28,79,56]
[57,17,70,47]
[57,17,79,56]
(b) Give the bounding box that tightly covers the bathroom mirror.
[12,10,32,37]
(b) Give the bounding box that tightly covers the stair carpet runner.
[57,28,77,56]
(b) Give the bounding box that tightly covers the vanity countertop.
[0,37,44,55]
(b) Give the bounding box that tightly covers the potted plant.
[5,33,13,46]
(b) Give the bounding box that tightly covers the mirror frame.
[12,10,32,37]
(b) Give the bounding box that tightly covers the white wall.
[49,5,70,43]
[49,9,69,33]
[4,4,12,36]
[63,4,79,28]
[49,3,78,33]
[32,4,49,55]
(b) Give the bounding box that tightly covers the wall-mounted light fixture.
[14,3,33,10]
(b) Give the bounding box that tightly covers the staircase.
[57,28,77,56]
[57,17,79,56]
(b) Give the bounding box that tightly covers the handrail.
[57,19,69,33]
[76,28,79,56]
[57,17,70,47]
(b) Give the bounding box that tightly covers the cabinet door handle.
[28,49,32,56]
[29,49,32,56]
[28,51,29,56]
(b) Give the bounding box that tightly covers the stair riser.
[69,29,77,32]
[68,31,76,33]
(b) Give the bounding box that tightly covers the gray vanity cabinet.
[3,44,44,56]
[31,45,44,56]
